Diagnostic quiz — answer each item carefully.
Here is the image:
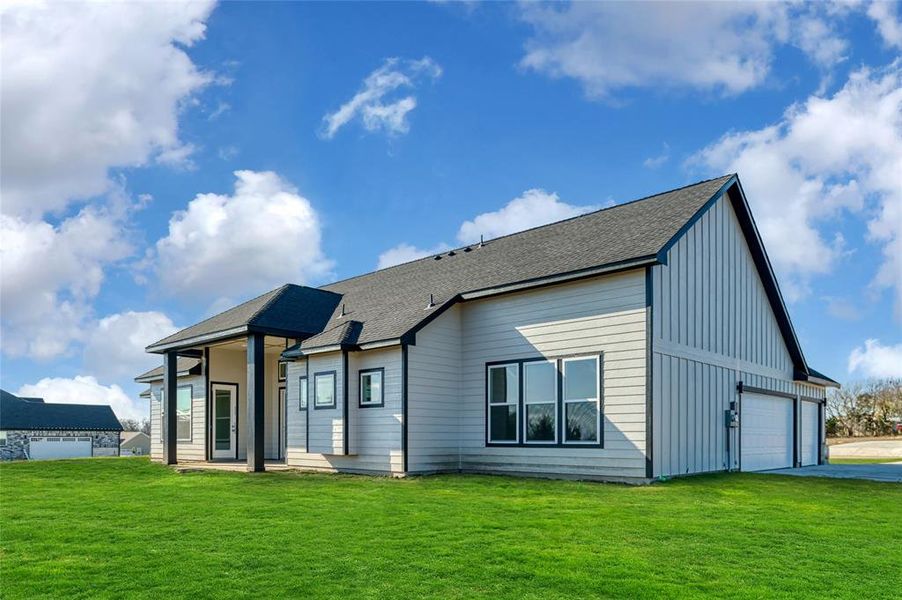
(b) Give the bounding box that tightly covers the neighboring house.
[120,431,151,456]
[139,174,838,482]
[0,390,122,461]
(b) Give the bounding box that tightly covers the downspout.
[401,343,408,475]
[342,349,349,456]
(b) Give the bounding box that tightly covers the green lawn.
[1,459,900,599]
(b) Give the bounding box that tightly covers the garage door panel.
[29,437,93,460]
[801,401,819,466]
[741,393,793,472]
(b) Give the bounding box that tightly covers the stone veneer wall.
[0,430,121,461]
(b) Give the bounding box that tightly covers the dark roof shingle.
[0,390,123,431]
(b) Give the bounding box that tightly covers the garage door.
[741,393,793,472]
[800,401,819,466]
[29,436,92,460]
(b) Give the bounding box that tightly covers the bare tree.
[827,379,902,437]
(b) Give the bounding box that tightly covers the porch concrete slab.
[827,439,902,459]
[763,463,902,483]
[173,461,292,474]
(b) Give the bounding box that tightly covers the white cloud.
[17,376,144,422]
[848,339,902,378]
[867,0,902,49]
[691,63,902,310]
[154,170,333,304]
[517,3,875,99]
[378,189,600,268]
[83,311,179,382]
[0,0,216,218]
[643,143,670,169]
[457,189,599,244]
[823,296,863,321]
[320,57,441,139]
[377,242,452,270]
[0,205,133,359]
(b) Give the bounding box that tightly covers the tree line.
[826,378,902,438]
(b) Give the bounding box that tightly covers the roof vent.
[426,293,435,310]
[479,235,485,248]
[447,250,456,257]
[463,246,472,253]
[433,255,442,261]
[339,303,347,318]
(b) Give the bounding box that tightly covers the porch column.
[246,333,265,472]
[162,350,178,465]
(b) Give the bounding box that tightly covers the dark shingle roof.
[0,389,123,431]
[147,284,342,351]
[283,175,734,353]
[134,357,202,383]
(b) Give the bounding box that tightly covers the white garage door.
[800,401,819,466]
[29,436,93,460]
[741,393,793,472]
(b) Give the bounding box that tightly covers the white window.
[158,389,165,442]
[0,431,7,446]
[298,376,308,410]
[359,369,384,407]
[562,356,600,444]
[314,372,336,409]
[524,360,557,443]
[177,385,192,441]
[488,363,519,443]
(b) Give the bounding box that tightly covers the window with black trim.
[298,376,308,410]
[562,356,600,444]
[486,354,602,447]
[314,372,336,409]
[488,363,519,443]
[524,360,557,443]
[359,368,384,407]
[278,361,287,382]
[177,385,193,441]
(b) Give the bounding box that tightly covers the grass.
[1,459,900,599]
[827,457,902,464]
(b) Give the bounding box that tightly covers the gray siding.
[285,347,403,474]
[408,305,462,473]
[455,271,648,479]
[651,194,825,477]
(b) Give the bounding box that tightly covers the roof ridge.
[247,283,291,325]
[321,173,734,289]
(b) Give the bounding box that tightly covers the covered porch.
[145,284,342,472]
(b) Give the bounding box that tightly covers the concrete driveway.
[764,463,902,483]
[828,439,902,459]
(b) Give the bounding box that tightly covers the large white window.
[562,356,600,444]
[314,372,336,409]
[524,360,557,443]
[359,368,384,407]
[488,363,519,443]
[177,385,193,441]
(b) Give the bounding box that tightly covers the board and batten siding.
[285,347,403,474]
[408,304,462,473]
[651,193,826,478]
[453,270,648,480]
[148,372,206,461]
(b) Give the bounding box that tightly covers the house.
[139,174,838,482]
[0,389,122,461]
[120,431,151,456]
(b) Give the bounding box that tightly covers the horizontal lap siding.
[287,348,402,474]
[459,271,648,479]
[652,196,826,478]
[148,374,205,461]
[408,305,462,473]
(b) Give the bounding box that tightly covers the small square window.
[314,372,336,409]
[359,369,384,407]
[278,361,287,382]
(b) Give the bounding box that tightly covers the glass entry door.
[211,383,237,459]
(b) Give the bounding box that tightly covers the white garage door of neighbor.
[741,393,794,472]
[800,401,819,467]
[29,437,92,460]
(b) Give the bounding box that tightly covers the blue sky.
[1,1,900,421]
